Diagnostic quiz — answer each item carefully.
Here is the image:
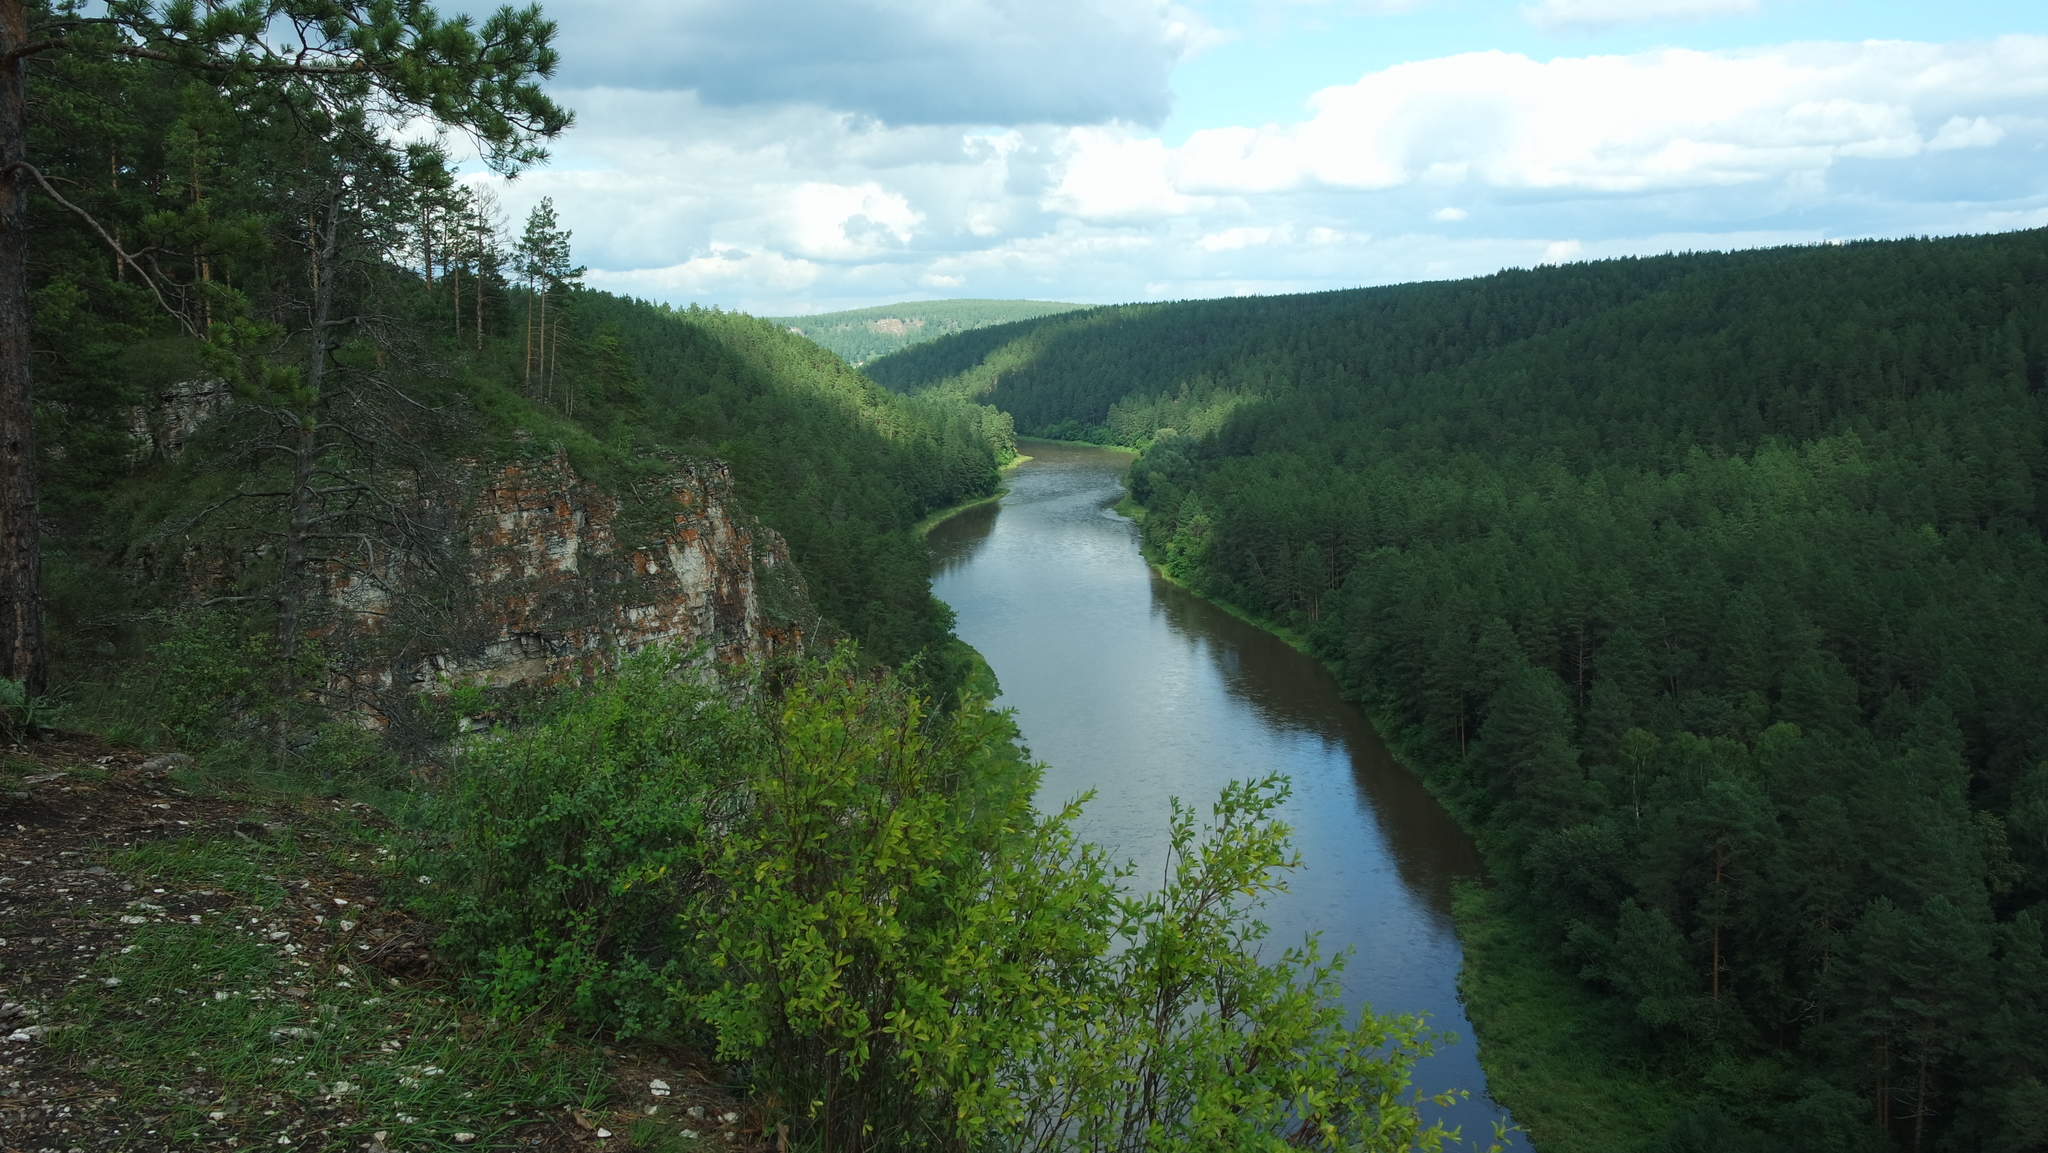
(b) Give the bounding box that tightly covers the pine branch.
[3,161,197,336]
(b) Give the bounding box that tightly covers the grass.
[50,830,609,1150]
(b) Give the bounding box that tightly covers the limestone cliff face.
[324,450,803,717]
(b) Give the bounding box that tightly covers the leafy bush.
[0,677,64,739]
[692,650,1108,1148]
[142,610,277,750]
[1003,778,1479,1153]
[429,647,1492,1151]
[423,646,750,1038]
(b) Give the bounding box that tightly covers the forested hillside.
[17,6,1013,709]
[773,298,1085,365]
[0,7,1493,1152]
[884,233,2048,1151]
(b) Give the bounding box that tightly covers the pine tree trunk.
[1876,1035,1891,1133]
[1912,1053,1927,1153]
[279,184,341,669]
[1711,845,1725,1001]
[0,0,46,693]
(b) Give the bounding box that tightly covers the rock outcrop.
[322,450,805,720]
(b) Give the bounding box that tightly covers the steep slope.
[46,287,1014,742]
[863,256,1735,442]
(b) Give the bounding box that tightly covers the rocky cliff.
[323,449,805,722]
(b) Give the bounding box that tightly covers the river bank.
[1113,466,1693,1153]
[928,441,1516,1146]
[911,450,1037,538]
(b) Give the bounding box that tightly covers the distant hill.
[771,299,1087,365]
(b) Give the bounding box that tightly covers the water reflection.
[929,441,1519,1145]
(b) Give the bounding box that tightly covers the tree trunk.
[0,0,46,693]
[1711,844,1726,1002]
[1912,1052,1927,1153]
[1875,1034,1891,1133]
[278,183,342,669]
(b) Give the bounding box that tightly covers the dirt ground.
[0,736,758,1153]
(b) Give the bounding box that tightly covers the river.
[929,440,1520,1147]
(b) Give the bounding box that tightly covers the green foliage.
[421,646,748,1039]
[919,231,2048,1149]
[140,610,278,750]
[773,299,1087,366]
[1003,777,1483,1153]
[45,0,573,171]
[573,294,1017,673]
[694,649,1104,1148]
[427,648,1480,1152]
[23,0,1012,712]
[0,676,65,739]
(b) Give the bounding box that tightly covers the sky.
[449,0,2048,314]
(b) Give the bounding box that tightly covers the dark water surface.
[929,441,1519,1145]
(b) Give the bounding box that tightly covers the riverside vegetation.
[0,0,1494,1149]
[866,233,2048,1153]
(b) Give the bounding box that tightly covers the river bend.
[929,441,1520,1145]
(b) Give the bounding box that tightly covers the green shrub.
[422,645,749,1038]
[692,649,1107,1148]
[1002,777,1484,1153]
[143,609,277,749]
[0,677,64,739]
[428,647,1494,1151]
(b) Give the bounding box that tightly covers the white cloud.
[1302,226,1368,244]
[1521,0,1761,33]
[597,248,822,296]
[496,0,1207,126]
[787,183,924,258]
[1199,224,1291,250]
[485,35,2048,314]
[1122,37,2048,198]
[1043,129,1215,219]
[1928,115,2007,151]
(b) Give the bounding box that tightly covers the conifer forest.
[1,0,2044,1150]
[871,233,2048,1152]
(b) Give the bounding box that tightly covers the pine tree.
[0,0,571,692]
